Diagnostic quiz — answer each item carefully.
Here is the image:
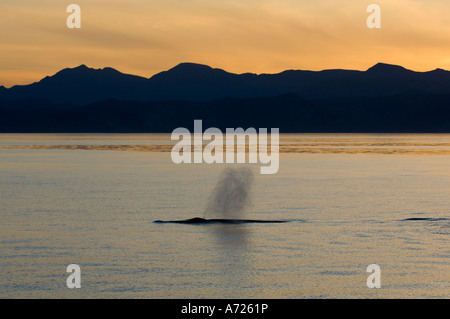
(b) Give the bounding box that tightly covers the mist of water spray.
[204,167,254,219]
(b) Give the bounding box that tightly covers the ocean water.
[0,134,449,298]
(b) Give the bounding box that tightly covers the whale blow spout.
[204,167,254,219]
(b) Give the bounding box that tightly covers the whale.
[401,217,449,221]
[153,217,290,224]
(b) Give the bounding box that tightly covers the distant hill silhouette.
[2,62,450,132]
[2,65,149,106]
[2,62,450,105]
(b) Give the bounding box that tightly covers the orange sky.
[1,0,450,87]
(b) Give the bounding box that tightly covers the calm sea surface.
[0,134,449,298]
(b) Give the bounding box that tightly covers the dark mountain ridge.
[2,62,450,133]
[2,62,450,105]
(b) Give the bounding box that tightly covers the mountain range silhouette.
[1,62,450,132]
